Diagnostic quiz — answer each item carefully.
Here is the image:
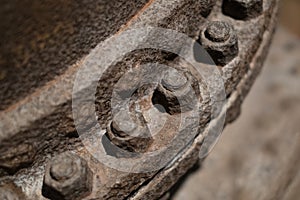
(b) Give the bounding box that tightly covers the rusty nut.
[199,21,238,66]
[42,152,93,200]
[153,68,198,114]
[106,109,153,153]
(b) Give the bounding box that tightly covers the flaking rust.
[0,0,278,199]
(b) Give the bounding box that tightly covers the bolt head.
[107,109,153,153]
[205,21,231,42]
[43,152,93,200]
[107,126,152,153]
[50,155,77,182]
[199,21,238,66]
[161,69,187,91]
[154,70,198,114]
[0,182,25,200]
[111,110,138,137]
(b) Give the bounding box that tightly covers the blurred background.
[172,0,300,199]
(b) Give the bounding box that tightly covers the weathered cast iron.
[0,0,279,199]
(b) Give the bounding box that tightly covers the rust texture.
[0,0,278,199]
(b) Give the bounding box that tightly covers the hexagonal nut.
[106,110,153,153]
[199,21,238,66]
[222,0,263,20]
[42,152,93,200]
[152,68,198,114]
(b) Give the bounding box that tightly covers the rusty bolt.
[110,110,138,138]
[161,68,188,92]
[222,0,263,20]
[42,152,93,200]
[107,109,153,153]
[199,21,238,66]
[153,68,198,114]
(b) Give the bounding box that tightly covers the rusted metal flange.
[0,0,279,199]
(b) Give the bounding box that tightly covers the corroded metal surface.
[0,0,278,199]
[0,0,149,110]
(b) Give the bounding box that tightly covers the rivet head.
[42,152,93,200]
[199,21,238,66]
[222,0,263,20]
[205,21,231,42]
